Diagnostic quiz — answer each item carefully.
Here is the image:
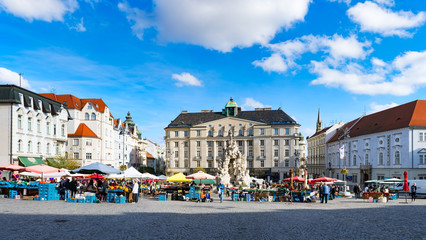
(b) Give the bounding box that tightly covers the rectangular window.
[285,140,289,146]
[73,152,79,159]
[37,120,41,132]
[86,140,92,146]
[274,160,278,167]
[73,139,79,146]
[197,151,201,157]
[260,140,264,146]
[260,160,265,167]
[184,151,188,158]
[285,128,290,135]
[285,149,289,157]
[175,131,178,137]
[274,128,279,135]
[184,131,188,137]
[377,175,385,180]
[248,150,253,157]
[208,150,212,157]
[248,161,253,168]
[174,142,179,147]
[248,141,253,146]
[260,150,265,157]
[217,141,222,147]
[274,149,279,157]
[420,133,424,142]
[86,153,92,159]
[420,155,424,165]
[208,161,213,168]
[238,141,243,146]
[46,123,50,134]
[28,117,32,131]
[196,161,200,167]
[18,115,22,129]
[208,141,213,147]
[285,160,289,167]
[197,130,201,136]
[53,124,56,135]
[175,151,179,158]
[260,128,264,135]
[274,140,279,146]
[184,142,188,147]
[197,141,201,147]
[184,160,189,168]
[175,160,179,168]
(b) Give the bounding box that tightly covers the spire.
[316,106,322,133]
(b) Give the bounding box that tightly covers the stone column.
[213,140,216,168]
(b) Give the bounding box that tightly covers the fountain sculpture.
[217,130,251,187]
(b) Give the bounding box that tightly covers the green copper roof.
[225,97,237,108]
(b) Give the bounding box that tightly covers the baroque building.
[306,108,344,178]
[0,85,70,166]
[327,100,426,186]
[164,98,306,181]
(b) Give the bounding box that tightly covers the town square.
[1,0,426,239]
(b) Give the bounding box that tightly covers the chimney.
[201,110,213,113]
[255,108,272,111]
[181,110,188,114]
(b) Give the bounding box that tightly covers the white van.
[395,180,426,198]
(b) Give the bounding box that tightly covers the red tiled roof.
[68,123,99,138]
[328,100,425,143]
[147,152,154,159]
[114,119,119,127]
[40,93,110,114]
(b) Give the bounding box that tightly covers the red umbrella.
[403,171,409,191]
[23,164,63,174]
[312,176,338,183]
[283,176,305,182]
[0,164,25,171]
[87,174,105,179]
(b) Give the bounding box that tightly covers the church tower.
[316,107,322,133]
[222,97,239,117]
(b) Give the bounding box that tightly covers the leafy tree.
[47,155,80,170]
[119,165,127,171]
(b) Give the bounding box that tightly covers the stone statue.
[217,134,250,187]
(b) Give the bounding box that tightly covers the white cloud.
[252,53,288,73]
[118,0,311,52]
[302,127,315,138]
[347,1,426,37]
[241,98,271,111]
[0,0,78,22]
[0,67,31,88]
[369,102,398,114]
[70,17,86,32]
[310,50,426,96]
[373,0,394,7]
[327,0,351,5]
[118,2,152,40]
[253,34,371,73]
[172,72,202,87]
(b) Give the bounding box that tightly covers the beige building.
[307,108,344,178]
[164,98,306,181]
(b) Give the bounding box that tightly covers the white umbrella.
[157,175,167,180]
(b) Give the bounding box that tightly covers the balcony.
[193,156,201,160]
[360,164,372,170]
[207,156,214,160]
[247,155,254,160]
[256,155,266,160]
[216,156,222,160]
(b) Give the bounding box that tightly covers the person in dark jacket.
[70,178,78,198]
[411,183,417,202]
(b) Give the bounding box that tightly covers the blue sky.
[1,0,426,145]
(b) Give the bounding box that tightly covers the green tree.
[193,167,206,173]
[119,165,127,171]
[47,155,80,170]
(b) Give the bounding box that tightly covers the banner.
[339,145,345,160]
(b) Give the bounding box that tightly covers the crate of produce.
[158,194,167,201]
[232,193,239,201]
[115,196,126,203]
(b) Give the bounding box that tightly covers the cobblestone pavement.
[1,196,425,240]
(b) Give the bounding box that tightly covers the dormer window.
[88,103,93,109]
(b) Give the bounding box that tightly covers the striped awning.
[18,157,45,167]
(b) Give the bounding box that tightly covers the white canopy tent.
[107,167,145,179]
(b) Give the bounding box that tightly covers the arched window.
[37,142,41,154]
[87,103,93,109]
[218,130,222,136]
[17,115,22,129]
[91,113,96,120]
[379,152,384,165]
[56,143,60,155]
[208,130,212,137]
[61,124,65,136]
[85,113,89,120]
[46,143,50,154]
[238,129,243,136]
[18,140,22,152]
[365,153,369,165]
[395,151,400,165]
[248,129,253,136]
[28,141,32,153]
[353,155,357,166]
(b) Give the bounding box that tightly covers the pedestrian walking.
[319,183,323,202]
[132,180,139,203]
[411,183,417,202]
[321,184,329,204]
[218,183,224,203]
[353,184,360,199]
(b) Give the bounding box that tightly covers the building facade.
[327,100,426,186]
[0,85,70,166]
[164,98,306,181]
